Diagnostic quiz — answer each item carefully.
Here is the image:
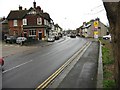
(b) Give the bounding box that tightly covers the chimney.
[24,8,27,10]
[36,6,41,12]
[33,1,36,8]
[3,17,5,20]
[41,10,43,13]
[19,5,22,10]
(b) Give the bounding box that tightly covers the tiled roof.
[7,10,28,20]
[7,9,51,21]
[0,19,8,24]
[43,13,51,21]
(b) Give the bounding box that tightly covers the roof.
[7,10,51,21]
[1,19,8,24]
[7,6,51,22]
[7,10,28,20]
[43,13,51,21]
[54,24,62,29]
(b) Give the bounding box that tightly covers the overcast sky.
[0,0,109,30]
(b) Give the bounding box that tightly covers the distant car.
[70,34,76,38]
[103,34,111,40]
[0,57,4,66]
[47,36,55,42]
[5,36,17,44]
[67,34,71,37]
[16,37,27,44]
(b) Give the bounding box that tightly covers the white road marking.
[2,60,33,74]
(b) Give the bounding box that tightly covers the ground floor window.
[29,29,36,37]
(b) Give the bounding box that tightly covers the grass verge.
[100,39,116,89]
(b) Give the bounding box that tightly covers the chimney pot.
[19,5,22,10]
[33,1,36,8]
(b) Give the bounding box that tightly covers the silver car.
[16,37,27,44]
[47,36,55,42]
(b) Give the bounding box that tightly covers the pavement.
[46,41,103,89]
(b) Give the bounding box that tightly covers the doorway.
[38,32,42,40]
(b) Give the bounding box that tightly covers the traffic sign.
[94,21,99,28]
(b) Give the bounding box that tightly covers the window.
[27,11,36,14]
[46,21,48,26]
[29,30,36,36]
[23,19,27,25]
[37,18,42,25]
[13,20,17,26]
[44,29,46,36]
[44,19,47,25]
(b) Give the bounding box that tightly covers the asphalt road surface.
[2,37,88,88]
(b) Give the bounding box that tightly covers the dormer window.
[27,10,36,14]
[23,19,27,25]
[37,18,42,25]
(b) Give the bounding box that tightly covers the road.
[2,37,88,88]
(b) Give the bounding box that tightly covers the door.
[38,32,42,40]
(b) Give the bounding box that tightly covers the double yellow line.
[36,41,91,90]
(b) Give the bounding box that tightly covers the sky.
[0,0,109,30]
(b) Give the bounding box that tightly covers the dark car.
[70,34,76,38]
[55,35,59,40]
[5,36,17,44]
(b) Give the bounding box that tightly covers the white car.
[47,36,55,42]
[16,37,27,44]
[103,34,111,40]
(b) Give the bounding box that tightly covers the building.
[54,24,63,37]
[0,18,9,40]
[79,18,108,38]
[7,1,52,40]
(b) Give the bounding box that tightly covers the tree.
[103,1,120,89]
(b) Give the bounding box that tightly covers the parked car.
[47,36,55,42]
[103,34,111,40]
[67,34,71,37]
[0,57,4,66]
[55,35,59,40]
[5,36,17,44]
[16,37,27,45]
[70,34,76,38]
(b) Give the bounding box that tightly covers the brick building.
[7,1,52,40]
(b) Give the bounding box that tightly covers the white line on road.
[2,60,33,74]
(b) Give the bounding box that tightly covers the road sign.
[94,31,98,38]
[94,31,98,35]
[94,21,99,28]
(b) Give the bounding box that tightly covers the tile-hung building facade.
[7,1,52,40]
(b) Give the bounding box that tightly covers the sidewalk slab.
[48,41,99,88]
